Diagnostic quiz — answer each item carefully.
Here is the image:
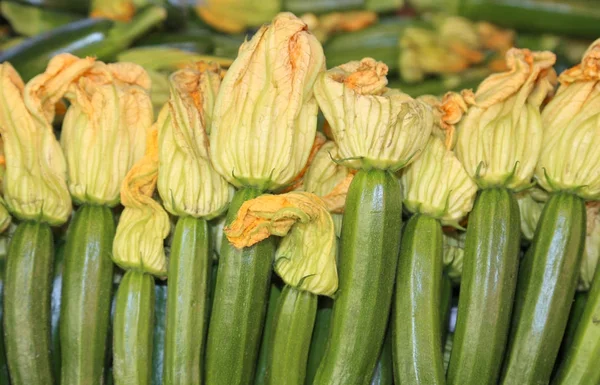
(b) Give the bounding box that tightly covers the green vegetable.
[151,281,167,385]
[371,326,393,385]
[393,214,445,384]
[501,192,585,384]
[440,274,453,349]
[205,188,275,385]
[284,0,402,14]
[448,188,521,385]
[559,290,588,362]
[255,282,283,385]
[113,270,155,385]
[0,233,12,385]
[4,221,55,385]
[51,238,66,383]
[313,169,402,384]
[164,216,212,385]
[1,1,81,36]
[60,205,115,385]
[305,297,333,385]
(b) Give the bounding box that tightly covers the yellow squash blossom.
[314,58,433,171]
[210,12,326,191]
[61,61,153,206]
[536,39,600,199]
[451,48,557,190]
[157,62,232,219]
[0,54,95,225]
[0,137,10,233]
[225,192,337,296]
[113,113,170,277]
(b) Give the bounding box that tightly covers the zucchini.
[440,275,453,346]
[392,214,445,384]
[51,238,66,383]
[552,262,600,385]
[4,221,54,385]
[164,216,211,385]
[0,234,11,385]
[448,188,521,385]
[313,169,402,385]
[558,290,588,363]
[113,270,155,385]
[371,325,393,385]
[305,297,333,385]
[152,281,167,385]
[205,188,275,385]
[501,192,585,384]
[60,204,115,385]
[265,286,317,385]
[255,281,283,385]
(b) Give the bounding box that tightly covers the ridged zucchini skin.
[392,214,445,384]
[254,281,283,385]
[164,216,211,385]
[305,297,333,385]
[448,188,521,385]
[313,169,402,385]
[4,221,54,385]
[552,264,600,385]
[60,204,115,385]
[371,325,393,385]
[113,270,155,385]
[205,187,275,385]
[501,192,585,385]
[265,286,317,385]
[151,281,167,385]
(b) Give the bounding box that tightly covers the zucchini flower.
[417,93,469,150]
[210,12,326,191]
[0,54,95,225]
[451,48,557,190]
[580,201,600,291]
[225,191,337,296]
[443,230,465,283]
[536,39,600,199]
[300,11,378,43]
[157,63,232,219]
[90,0,135,21]
[113,115,170,277]
[401,136,477,227]
[0,138,11,233]
[515,187,548,241]
[196,0,280,34]
[61,61,153,207]
[314,58,434,171]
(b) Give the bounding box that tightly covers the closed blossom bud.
[210,12,326,191]
[314,58,433,171]
[453,48,557,190]
[61,61,153,206]
[515,187,548,241]
[157,63,232,219]
[536,39,600,199]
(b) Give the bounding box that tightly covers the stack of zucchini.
[0,2,600,385]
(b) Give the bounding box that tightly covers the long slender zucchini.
[313,169,402,384]
[558,290,588,362]
[305,297,333,385]
[448,188,521,385]
[60,204,115,385]
[164,216,211,385]
[205,188,275,385]
[501,192,585,384]
[255,281,283,385]
[552,263,600,385]
[51,238,66,383]
[265,286,317,385]
[393,214,445,384]
[152,281,167,385]
[4,221,54,385]
[371,325,393,385]
[113,270,155,385]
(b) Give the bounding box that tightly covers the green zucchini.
[558,290,588,363]
[152,281,167,385]
[440,275,453,346]
[164,216,211,385]
[305,297,333,385]
[10,0,90,14]
[4,221,54,385]
[501,192,585,385]
[60,204,115,385]
[265,286,317,385]
[255,281,283,385]
[205,187,275,385]
[448,188,521,385]
[1,1,81,37]
[552,262,600,385]
[313,169,402,385]
[51,238,66,383]
[392,214,445,384]
[371,325,393,385]
[113,270,155,385]
[0,234,11,385]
